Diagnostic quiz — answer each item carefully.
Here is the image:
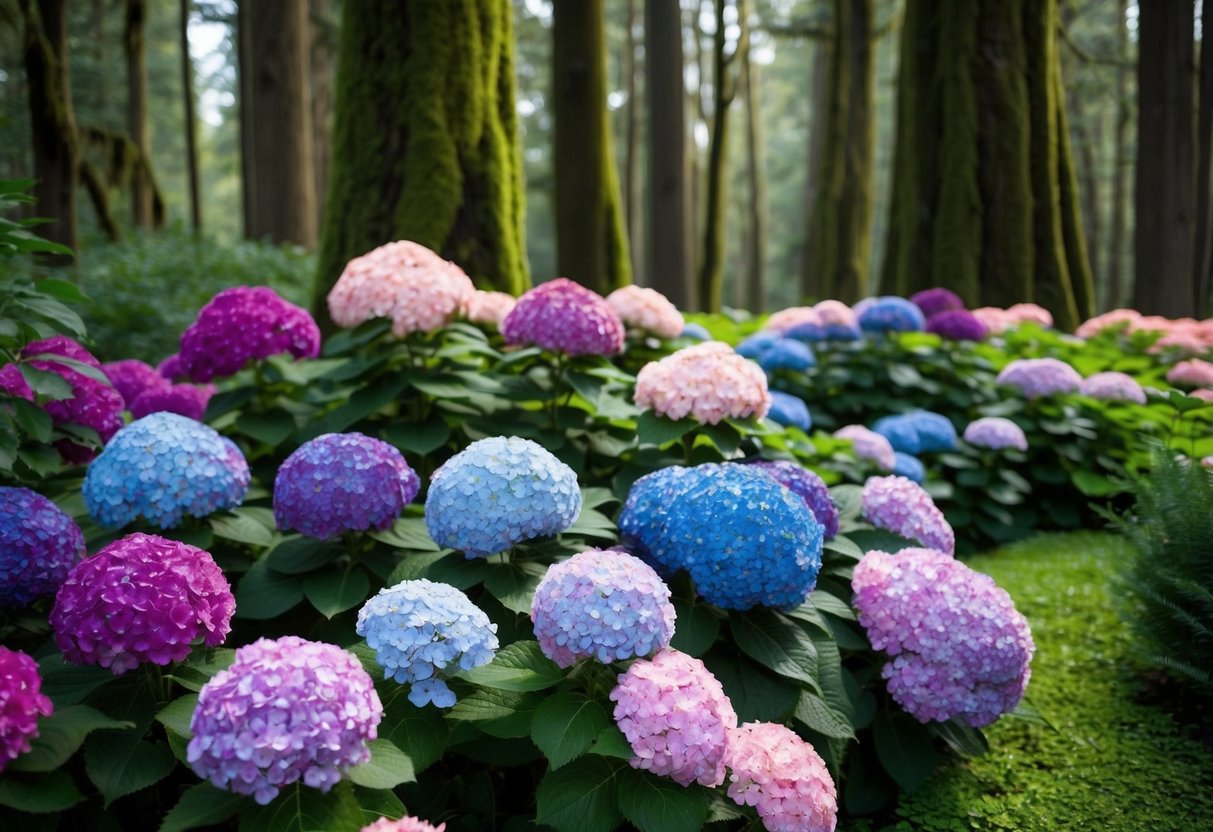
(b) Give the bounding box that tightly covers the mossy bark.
[314,0,529,319]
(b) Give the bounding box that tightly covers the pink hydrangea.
[1079,371,1146,404]
[22,336,124,463]
[1075,308,1141,339]
[814,300,858,328]
[501,278,626,356]
[852,548,1034,727]
[50,533,235,675]
[1006,303,1053,328]
[129,383,215,421]
[606,285,685,339]
[361,819,446,832]
[634,342,771,424]
[1167,358,1213,388]
[327,240,476,337]
[996,358,1082,398]
[462,290,517,327]
[609,648,737,787]
[861,475,955,555]
[766,306,823,335]
[1148,330,1207,356]
[1192,388,1213,402]
[102,359,168,406]
[833,425,896,471]
[0,646,53,774]
[724,722,838,832]
[970,307,1016,335]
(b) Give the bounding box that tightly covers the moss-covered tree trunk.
[742,34,768,313]
[880,0,1092,329]
[314,0,529,319]
[125,0,155,229]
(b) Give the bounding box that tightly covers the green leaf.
[376,687,449,772]
[809,589,857,621]
[383,418,451,455]
[297,375,412,440]
[793,690,856,740]
[0,770,83,813]
[237,781,365,832]
[729,609,820,688]
[8,705,132,772]
[11,398,52,441]
[17,365,72,400]
[84,732,176,807]
[636,411,696,447]
[846,528,916,554]
[586,724,634,760]
[530,693,610,769]
[669,600,720,657]
[304,566,371,618]
[159,782,247,832]
[535,756,621,832]
[265,536,342,574]
[932,719,989,757]
[1070,469,1123,497]
[873,710,939,793]
[211,512,274,548]
[33,278,87,303]
[369,516,441,552]
[235,410,295,446]
[616,768,709,832]
[447,688,541,722]
[458,640,563,691]
[829,484,863,522]
[235,561,305,619]
[155,694,199,739]
[345,739,416,789]
[704,654,799,723]
[36,656,116,706]
[823,535,864,561]
[483,563,543,615]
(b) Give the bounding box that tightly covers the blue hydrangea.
[736,334,816,374]
[681,323,713,341]
[356,579,499,708]
[274,433,420,540]
[425,436,582,557]
[83,412,250,528]
[857,297,926,335]
[0,487,85,607]
[821,321,862,341]
[767,390,812,431]
[783,320,825,341]
[735,332,780,359]
[872,411,958,454]
[746,460,839,540]
[893,452,926,484]
[618,465,704,573]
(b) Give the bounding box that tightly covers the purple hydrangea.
[274,433,421,540]
[0,646,53,774]
[50,533,235,675]
[962,417,1028,451]
[746,460,839,540]
[0,486,85,607]
[892,452,925,484]
[188,636,382,804]
[871,411,957,455]
[102,359,168,406]
[129,383,215,421]
[996,358,1082,398]
[724,722,838,832]
[500,278,625,357]
[834,425,896,470]
[861,475,955,555]
[531,548,676,667]
[1079,371,1147,404]
[157,353,184,381]
[425,436,582,557]
[926,309,987,341]
[910,288,965,318]
[177,286,321,382]
[610,648,737,787]
[766,390,812,431]
[21,336,124,463]
[0,364,32,400]
[856,297,926,335]
[852,548,1034,727]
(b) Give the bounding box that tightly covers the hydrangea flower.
[745,460,839,539]
[606,285,685,339]
[962,416,1028,451]
[856,296,926,334]
[861,475,955,555]
[462,290,517,327]
[766,390,812,431]
[0,364,32,400]
[501,278,626,356]
[1166,358,1213,388]
[83,412,250,528]
[610,648,737,787]
[723,722,838,832]
[1079,371,1147,404]
[274,433,420,540]
[531,548,675,667]
[735,332,779,360]
[21,336,124,462]
[357,579,498,708]
[102,359,168,406]
[680,322,712,341]
[1075,308,1141,339]
[892,452,925,484]
[910,288,964,318]
[852,548,1034,727]
[766,307,824,341]
[617,465,703,571]
[188,636,382,804]
[361,819,446,832]
[635,342,771,424]
[926,309,987,341]
[0,646,53,774]
[871,411,958,455]
[742,337,817,374]
[813,300,861,341]
[50,533,235,675]
[833,425,896,470]
[158,353,184,381]
[0,486,84,607]
[129,383,214,421]
[971,307,1015,335]
[1006,303,1053,328]
[425,436,582,557]
[996,358,1082,398]
[177,286,321,382]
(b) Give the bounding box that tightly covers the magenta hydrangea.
[910,288,964,318]
[0,363,32,400]
[852,548,1034,727]
[0,486,85,607]
[833,425,896,471]
[861,475,955,555]
[610,648,737,787]
[129,383,215,421]
[158,353,184,381]
[962,416,1028,451]
[188,636,382,805]
[606,285,685,339]
[0,646,53,775]
[501,278,626,356]
[724,722,838,832]
[634,342,771,424]
[360,819,446,832]
[177,286,321,382]
[102,359,168,406]
[996,358,1082,398]
[22,336,124,463]
[1079,371,1147,404]
[926,309,987,341]
[50,533,235,675]
[531,548,676,667]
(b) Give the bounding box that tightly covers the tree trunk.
[21,0,78,254]
[645,0,694,309]
[1066,83,1101,295]
[552,0,632,294]
[1134,0,1195,318]
[180,0,202,232]
[800,41,831,300]
[125,0,155,229]
[1107,0,1129,310]
[1194,1,1213,313]
[313,0,529,319]
[1054,53,1095,321]
[238,0,255,239]
[741,31,768,312]
[311,0,335,232]
[623,0,642,284]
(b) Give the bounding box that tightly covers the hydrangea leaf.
[345,739,416,789]
[159,782,247,832]
[7,705,132,772]
[873,710,939,793]
[530,692,610,769]
[535,755,622,832]
[265,536,342,575]
[83,731,176,808]
[304,566,371,619]
[586,725,634,760]
[793,690,856,740]
[211,512,274,548]
[237,781,364,832]
[0,770,83,813]
[617,768,710,832]
[458,640,562,691]
[377,687,450,772]
[234,561,305,620]
[636,411,696,447]
[669,600,720,658]
[729,609,820,689]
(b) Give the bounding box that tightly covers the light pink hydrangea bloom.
[1075,308,1141,339]
[634,342,771,424]
[1079,371,1147,404]
[833,425,896,471]
[724,722,838,832]
[462,290,516,327]
[606,285,685,339]
[360,818,446,832]
[766,306,823,334]
[1167,358,1213,388]
[1006,303,1053,328]
[814,300,857,327]
[970,307,1016,335]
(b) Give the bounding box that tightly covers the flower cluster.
[0,364,31,399]
[501,278,625,356]
[83,412,250,528]
[22,336,124,462]
[871,410,957,455]
[102,359,167,406]
[617,465,702,570]
[177,286,321,382]
[610,648,737,787]
[50,533,234,674]
[0,487,84,607]
[275,433,420,540]
[736,333,817,374]
[188,636,382,804]
[856,296,926,334]
[926,309,987,341]
[0,646,53,774]
[892,452,925,484]
[425,436,582,557]
[531,548,675,667]
[852,548,1034,727]
[327,240,475,337]
[861,475,955,555]
[606,285,685,339]
[462,290,516,327]
[360,819,446,832]
[833,425,896,470]
[681,322,712,341]
[158,353,184,381]
[1079,371,1147,404]
[962,416,1028,451]
[1166,358,1213,388]
[767,390,812,431]
[724,722,838,832]
[634,342,771,424]
[129,383,214,421]
[746,460,839,540]
[813,300,861,340]
[766,306,824,340]
[910,288,964,318]
[357,580,498,708]
[996,357,1083,398]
